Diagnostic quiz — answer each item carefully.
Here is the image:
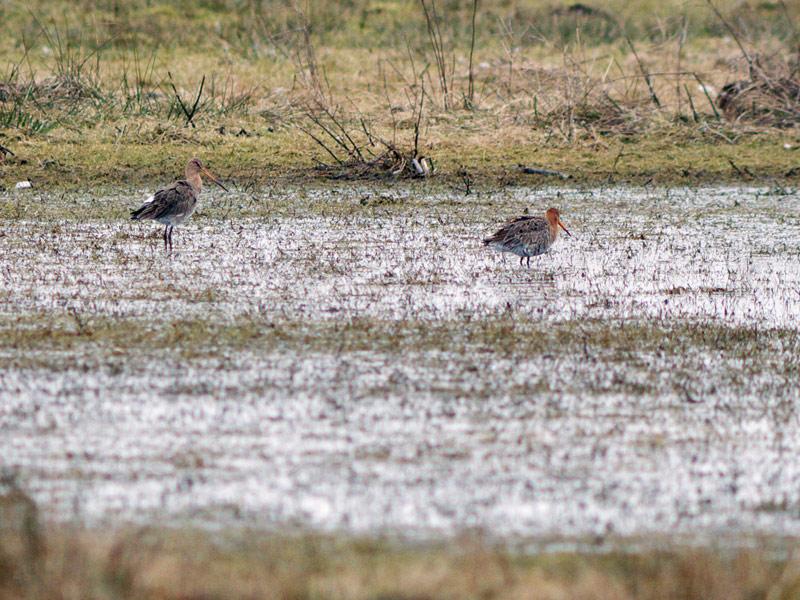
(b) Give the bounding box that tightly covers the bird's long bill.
[558,219,572,237]
[201,166,229,192]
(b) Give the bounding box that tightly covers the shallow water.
[1,185,799,544]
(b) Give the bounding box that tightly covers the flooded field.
[1,184,799,546]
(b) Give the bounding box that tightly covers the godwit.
[483,207,571,267]
[130,158,228,252]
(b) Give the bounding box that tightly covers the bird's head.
[187,158,228,191]
[546,207,571,237]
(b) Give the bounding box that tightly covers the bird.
[130,158,228,252]
[483,207,571,267]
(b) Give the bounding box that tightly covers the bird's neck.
[548,220,559,241]
[186,172,202,193]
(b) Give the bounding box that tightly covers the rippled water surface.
[1,185,799,544]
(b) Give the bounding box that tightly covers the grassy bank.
[1,1,799,189]
[2,127,799,190]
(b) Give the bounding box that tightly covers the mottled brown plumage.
[483,207,571,267]
[131,158,227,252]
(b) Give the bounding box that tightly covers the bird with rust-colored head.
[131,158,228,253]
[483,207,571,267]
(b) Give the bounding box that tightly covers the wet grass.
[2,314,797,411]
[2,177,799,226]
[2,312,799,366]
[2,187,800,583]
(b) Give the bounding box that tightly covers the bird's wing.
[517,218,551,252]
[484,216,545,245]
[508,216,536,224]
[131,181,195,220]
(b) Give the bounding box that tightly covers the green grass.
[1,0,796,53]
[1,126,798,190]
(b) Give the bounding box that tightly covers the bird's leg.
[163,225,168,252]
[168,226,173,253]
[519,256,523,267]
[526,256,531,268]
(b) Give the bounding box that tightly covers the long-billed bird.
[131,158,228,252]
[483,207,571,267]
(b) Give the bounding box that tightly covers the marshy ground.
[3,183,800,599]
[3,1,800,597]
[2,185,799,542]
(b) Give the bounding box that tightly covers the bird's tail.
[131,195,156,220]
[130,203,156,220]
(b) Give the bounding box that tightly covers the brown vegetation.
[2,483,800,600]
[0,1,799,186]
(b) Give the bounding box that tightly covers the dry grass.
[1,1,799,186]
[3,485,800,600]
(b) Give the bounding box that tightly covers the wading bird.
[483,207,571,267]
[131,158,228,252]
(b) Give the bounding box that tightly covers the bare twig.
[611,149,626,178]
[727,158,745,177]
[518,165,570,179]
[778,1,800,75]
[413,77,425,158]
[684,84,700,122]
[420,0,450,110]
[705,0,755,79]
[168,71,205,127]
[0,144,15,158]
[727,158,754,177]
[297,124,344,165]
[300,89,432,180]
[625,35,661,108]
[693,73,721,120]
[310,101,365,161]
[380,61,399,146]
[675,14,688,117]
[456,167,473,195]
[303,107,352,156]
[466,0,479,109]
